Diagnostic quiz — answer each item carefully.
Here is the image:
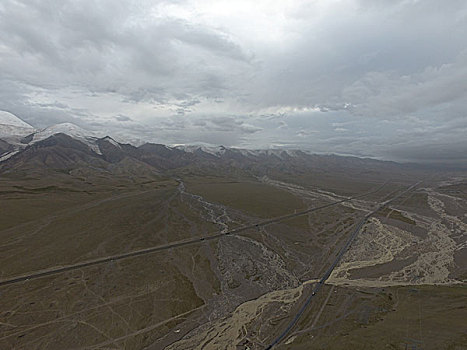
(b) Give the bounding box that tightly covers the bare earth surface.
[0,168,466,349]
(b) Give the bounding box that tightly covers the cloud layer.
[1,0,466,163]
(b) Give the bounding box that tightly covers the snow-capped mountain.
[0,111,108,161]
[0,111,308,164]
[31,123,102,154]
[0,111,441,173]
[174,143,227,157]
[0,111,36,161]
[0,111,35,139]
[0,111,33,129]
[173,143,307,159]
[101,136,122,149]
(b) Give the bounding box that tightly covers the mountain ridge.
[0,111,464,172]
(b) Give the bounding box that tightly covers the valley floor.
[0,170,466,349]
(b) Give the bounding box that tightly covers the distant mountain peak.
[34,123,95,138]
[30,123,102,155]
[174,143,228,157]
[0,111,34,129]
[101,136,121,148]
[0,111,35,146]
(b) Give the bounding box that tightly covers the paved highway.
[265,181,421,349]
[0,182,388,288]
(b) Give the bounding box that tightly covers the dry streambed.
[329,186,466,287]
[165,279,318,350]
[166,181,466,349]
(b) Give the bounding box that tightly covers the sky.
[0,0,466,163]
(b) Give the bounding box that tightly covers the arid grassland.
[1,157,466,349]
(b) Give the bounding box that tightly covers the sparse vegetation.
[0,138,465,349]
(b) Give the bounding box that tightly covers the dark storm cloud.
[0,0,466,163]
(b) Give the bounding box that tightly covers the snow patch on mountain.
[173,143,307,159]
[0,113,312,163]
[174,143,227,157]
[226,148,305,159]
[31,123,102,155]
[0,150,20,162]
[253,149,303,159]
[0,111,34,129]
[0,111,35,140]
[102,136,122,149]
[231,148,257,157]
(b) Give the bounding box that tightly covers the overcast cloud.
[1,0,466,163]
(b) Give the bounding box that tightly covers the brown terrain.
[0,133,466,349]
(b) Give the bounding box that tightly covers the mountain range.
[0,111,463,179]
